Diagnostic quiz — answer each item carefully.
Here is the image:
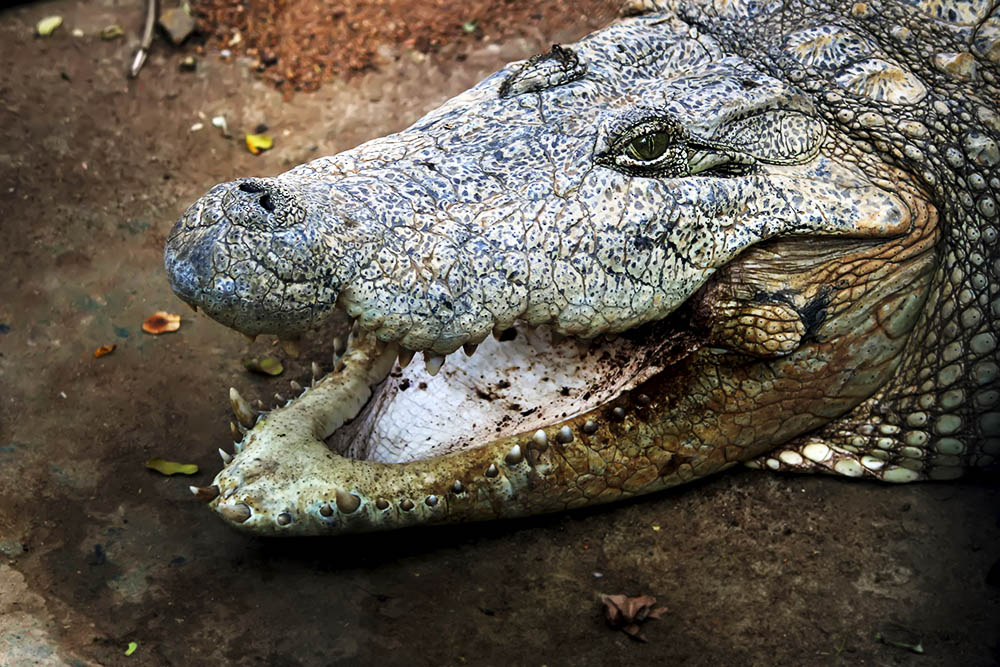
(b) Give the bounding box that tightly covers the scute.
[833,58,928,104]
[782,25,874,70]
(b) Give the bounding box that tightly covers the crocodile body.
[166,0,999,535]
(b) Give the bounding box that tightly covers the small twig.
[129,0,158,78]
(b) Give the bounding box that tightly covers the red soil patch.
[192,0,620,92]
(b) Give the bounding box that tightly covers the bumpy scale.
[168,0,999,535]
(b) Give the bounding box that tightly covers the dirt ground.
[1,1,999,665]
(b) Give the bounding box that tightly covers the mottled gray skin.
[166,0,999,535]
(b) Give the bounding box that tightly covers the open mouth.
[200,297,703,534]
[328,320,698,464]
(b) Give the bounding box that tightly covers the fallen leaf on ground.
[94,344,116,358]
[245,356,283,375]
[875,631,925,654]
[245,133,273,155]
[145,458,198,476]
[124,641,138,656]
[36,16,62,36]
[100,24,124,40]
[599,593,668,642]
[142,311,181,334]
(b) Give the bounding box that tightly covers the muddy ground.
[1,1,999,665]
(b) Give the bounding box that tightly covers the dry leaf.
[142,311,181,334]
[145,458,198,475]
[37,16,62,36]
[245,133,273,155]
[599,593,668,642]
[100,24,125,40]
[94,344,116,358]
[244,356,284,376]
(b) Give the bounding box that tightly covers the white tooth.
[280,338,300,358]
[398,349,415,368]
[229,421,245,439]
[352,320,361,336]
[505,444,523,465]
[424,353,445,376]
[532,429,548,448]
[333,336,345,356]
[311,362,322,381]
[274,393,286,405]
[218,448,232,464]
[255,399,266,411]
[229,387,256,428]
[290,380,303,394]
[463,343,478,357]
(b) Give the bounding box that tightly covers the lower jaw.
[200,317,707,535]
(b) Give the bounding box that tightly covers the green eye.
[625,131,669,161]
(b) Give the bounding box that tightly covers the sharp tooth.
[398,349,415,368]
[352,320,361,336]
[274,393,286,404]
[463,342,478,356]
[290,380,303,394]
[311,362,322,381]
[504,444,523,465]
[333,336,345,356]
[424,353,445,376]
[189,485,220,502]
[229,387,257,428]
[335,488,362,513]
[229,421,245,439]
[255,399,266,411]
[218,502,251,523]
[280,338,300,358]
[218,448,232,464]
[532,429,548,449]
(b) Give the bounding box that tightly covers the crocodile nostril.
[259,193,275,212]
[238,181,265,194]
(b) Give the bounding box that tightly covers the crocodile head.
[165,11,958,535]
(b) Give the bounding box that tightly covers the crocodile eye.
[595,116,692,177]
[625,131,670,162]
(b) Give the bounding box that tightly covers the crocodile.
[165,0,1000,535]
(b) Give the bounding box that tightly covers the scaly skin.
[166,0,999,535]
